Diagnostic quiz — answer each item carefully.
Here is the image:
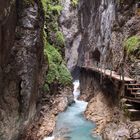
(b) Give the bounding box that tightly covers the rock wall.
[60,0,81,76]
[20,86,73,140]
[78,0,139,75]
[0,1,44,140]
[78,0,116,68]
[78,0,140,139]
[78,0,140,114]
[80,68,140,139]
[80,68,121,104]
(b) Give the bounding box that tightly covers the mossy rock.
[44,42,72,92]
[71,0,79,7]
[55,31,65,46]
[41,0,65,48]
[41,0,47,13]
[42,0,72,92]
[124,36,140,58]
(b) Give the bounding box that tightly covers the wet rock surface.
[0,1,44,140]
[78,0,140,76]
[60,0,81,74]
[78,0,117,68]
[85,93,140,140]
[78,0,140,139]
[21,86,73,140]
[80,69,140,140]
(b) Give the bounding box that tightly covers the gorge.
[0,0,140,140]
[44,80,101,140]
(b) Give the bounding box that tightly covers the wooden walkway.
[82,66,140,121]
[82,66,136,82]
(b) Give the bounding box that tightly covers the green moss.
[42,0,72,92]
[56,31,65,46]
[124,36,140,55]
[71,0,78,7]
[41,0,63,15]
[44,42,72,91]
[43,83,49,92]
[58,63,72,85]
[41,0,65,48]
[41,0,47,13]
[48,4,63,15]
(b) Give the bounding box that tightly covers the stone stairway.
[123,82,140,121]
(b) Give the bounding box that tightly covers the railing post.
[100,62,103,85]
[104,64,106,75]
[110,62,113,77]
[121,62,125,97]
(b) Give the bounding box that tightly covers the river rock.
[21,85,73,140]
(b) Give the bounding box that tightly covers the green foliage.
[56,31,65,46]
[43,83,49,92]
[41,0,47,13]
[71,0,78,7]
[45,42,62,65]
[124,36,140,55]
[41,0,65,48]
[48,4,63,15]
[42,0,72,92]
[58,63,72,85]
[44,42,72,91]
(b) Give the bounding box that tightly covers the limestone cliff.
[0,0,44,139]
[60,0,81,77]
[78,0,140,79]
[78,0,140,139]
[78,0,140,111]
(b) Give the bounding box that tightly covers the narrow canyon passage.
[0,0,140,140]
[44,81,101,140]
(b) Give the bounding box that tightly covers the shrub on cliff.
[71,0,79,7]
[42,0,72,92]
[44,42,72,91]
[41,0,65,50]
[124,35,140,59]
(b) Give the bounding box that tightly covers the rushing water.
[44,80,100,140]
